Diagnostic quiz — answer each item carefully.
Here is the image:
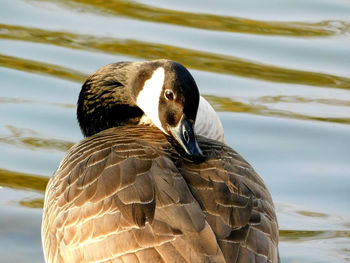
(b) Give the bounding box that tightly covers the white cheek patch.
[136,67,166,133]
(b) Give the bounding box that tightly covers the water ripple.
[1,25,350,89]
[40,0,350,37]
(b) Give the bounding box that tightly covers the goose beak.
[168,115,203,158]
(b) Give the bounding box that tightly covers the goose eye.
[164,89,174,101]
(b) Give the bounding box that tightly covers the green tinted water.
[1,0,350,262]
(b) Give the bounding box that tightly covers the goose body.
[42,59,279,263]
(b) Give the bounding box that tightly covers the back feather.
[42,125,279,263]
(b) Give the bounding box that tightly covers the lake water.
[1,0,350,262]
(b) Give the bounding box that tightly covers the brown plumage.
[42,60,279,262]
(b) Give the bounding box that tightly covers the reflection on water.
[0,125,74,151]
[2,24,350,89]
[38,0,350,37]
[205,95,350,125]
[280,229,350,242]
[0,53,87,83]
[1,0,350,262]
[0,168,48,193]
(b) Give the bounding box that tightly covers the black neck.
[77,67,144,137]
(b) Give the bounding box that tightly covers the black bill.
[168,115,203,158]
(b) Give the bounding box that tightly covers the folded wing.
[42,126,227,263]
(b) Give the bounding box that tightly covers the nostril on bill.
[183,130,189,143]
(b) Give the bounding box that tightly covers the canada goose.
[42,59,280,263]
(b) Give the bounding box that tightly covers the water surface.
[1,0,350,262]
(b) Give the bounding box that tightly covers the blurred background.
[1,0,350,262]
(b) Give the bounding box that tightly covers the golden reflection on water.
[0,169,47,209]
[279,230,350,242]
[39,0,350,37]
[205,95,350,125]
[0,169,48,193]
[0,53,86,83]
[19,198,44,209]
[1,24,350,90]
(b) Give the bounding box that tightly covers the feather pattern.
[42,125,279,263]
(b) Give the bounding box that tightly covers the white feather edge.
[139,95,225,143]
[195,96,225,143]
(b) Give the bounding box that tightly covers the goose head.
[77,59,203,158]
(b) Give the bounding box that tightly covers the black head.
[132,60,203,158]
[159,61,200,131]
[77,59,203,158]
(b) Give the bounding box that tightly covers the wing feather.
[42,126,279,263]
[42,126,226,263]
[179,138,280,263]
